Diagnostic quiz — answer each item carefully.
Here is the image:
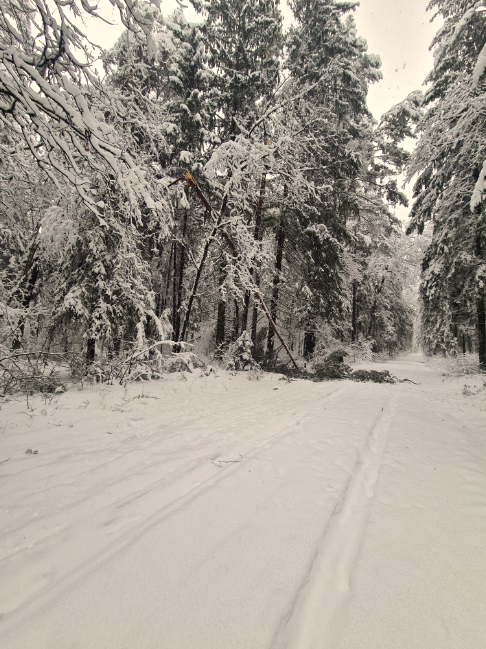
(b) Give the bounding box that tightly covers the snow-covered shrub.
[312,326,377,367]
[222,332,259,371]
[313,350,352,380]
[344,339,378,363]
[247,366,264,381]
[349,369,396,384]
[426,353,482,377]
[0,352,66,395]
[163,352,207,374]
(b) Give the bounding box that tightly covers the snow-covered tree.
[407,0,486,368]
[281,0,382,356]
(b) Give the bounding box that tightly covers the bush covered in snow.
[163,352,207,374]
[425,353,483,377]
[222,332,260,372]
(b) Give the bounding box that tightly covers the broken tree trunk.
[172,173,299,371]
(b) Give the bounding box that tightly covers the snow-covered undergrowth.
[0,355,485,648]
[425,352,482,377]
[312,339,382,367]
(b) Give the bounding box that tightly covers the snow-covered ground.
[0,354,485,648]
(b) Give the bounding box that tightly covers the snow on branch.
[0,0,168,221]
[472,42,486,85]
[471,159,486,210]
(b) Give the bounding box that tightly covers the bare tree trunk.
[215,256,227,352]
[234,299,240,340]
[216,301,226,354]
[162,241,174,317]
[303,329,316,358]
[351,281,358,342]
[86,338,96,364]
[179,193,229,343]
[172,241,178,341]
[242,291,250,331]
[478,294,486,370]
[266,220,285,361]
[476,232,486,370]
[251,273,260,345]
[174,208,188,343]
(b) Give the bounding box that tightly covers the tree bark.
[303,329,316,358]
[234,299,240,340]
[478,291,486,370]
[266,220,285,361]
[475,230,486,369]
[179,194,229,343]
[242,291,250,331]
[174,208,188,342]
[251,273,260,345]
[215,300,226,353]
[172,241,178,341]
[86,338,96,364]
[351,280,358,342]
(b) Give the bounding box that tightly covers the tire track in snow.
[272,394,398,649]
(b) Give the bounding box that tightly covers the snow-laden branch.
[0,0,170,221]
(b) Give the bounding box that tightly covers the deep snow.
[0,355,485,648]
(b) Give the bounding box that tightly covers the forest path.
[0,355,485,648]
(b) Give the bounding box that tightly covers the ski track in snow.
[271,396,398,649]
[0,378,352,643]
[0,355,485,648]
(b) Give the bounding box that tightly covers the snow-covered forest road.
[0,356,485,648]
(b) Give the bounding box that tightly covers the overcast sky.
[354,0,440,120]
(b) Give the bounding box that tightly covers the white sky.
[354,0,440,120]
